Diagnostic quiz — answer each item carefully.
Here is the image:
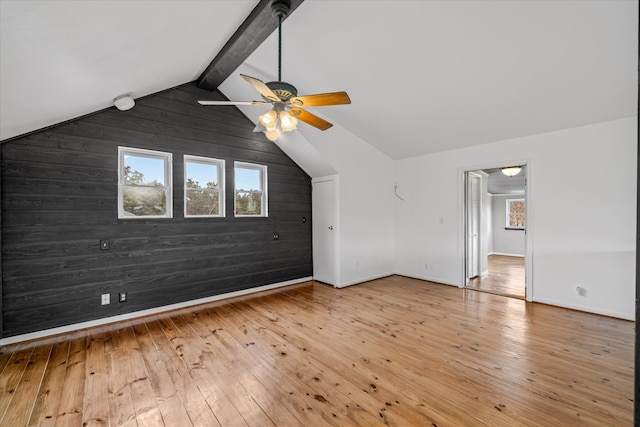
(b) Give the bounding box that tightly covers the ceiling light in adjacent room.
[501,166,522,177]
[114,94,135,111]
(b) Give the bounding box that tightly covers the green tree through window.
[184,156,224,217]
[118,147,172,219]
[122,166,167,216]
[234,162,267,217]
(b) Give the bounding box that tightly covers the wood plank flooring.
[467,254,525,298]
[0,276,633,426]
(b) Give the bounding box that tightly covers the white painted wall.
[224,68,636,319]
[299,124,396,287]
[395,117,637,319]
[491,195,525,256]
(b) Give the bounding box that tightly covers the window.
[234,162,267,217]
[184,155,225,217]
[118,147,172,219]
[506,198,525,229]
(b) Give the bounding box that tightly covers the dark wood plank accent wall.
[0,82,312,338]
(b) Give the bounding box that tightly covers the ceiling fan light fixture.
[259,109,278,128]
[501,166,522,177]
[265,128,279,142]
[279,110,298,132]
[196,0,349,137]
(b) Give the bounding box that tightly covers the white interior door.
[467,174,480,279]
[312,177,337,285]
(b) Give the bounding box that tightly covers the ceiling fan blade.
[198,100,266,105]
[290,91,351,107]
[240,74,281,102]
[289,108,333,131]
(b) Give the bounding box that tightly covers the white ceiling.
[1,0,637,160]
[0,0,256,140]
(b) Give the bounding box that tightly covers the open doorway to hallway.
[467,254,525,299]
[464,166,527,299]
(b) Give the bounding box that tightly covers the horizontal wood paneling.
[1,82,312,337]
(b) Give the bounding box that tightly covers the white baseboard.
[0,277,313,346]
[533,297,634,321]
[393,272,460,287]
[334,272,394,288]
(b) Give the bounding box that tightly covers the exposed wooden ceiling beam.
[198,0,304,91]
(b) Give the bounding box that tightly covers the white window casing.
[234,161,268,217]
[118,147,173,219]
[184,155,225,218]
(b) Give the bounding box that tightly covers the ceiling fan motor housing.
[264,81,297,102]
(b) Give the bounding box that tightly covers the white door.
[312,178,337,285]
[467,174,480,279]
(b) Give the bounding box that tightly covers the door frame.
[311,175,340,286]
[459,160,533,302]
[466,171,482,279]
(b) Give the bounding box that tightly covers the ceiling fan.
[198,0,351,141]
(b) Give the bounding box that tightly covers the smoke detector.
[114,94,135,111]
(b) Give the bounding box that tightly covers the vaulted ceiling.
[1,0,637,160]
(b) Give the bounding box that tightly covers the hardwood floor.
[467,254,525,298]
[0,276,633,426]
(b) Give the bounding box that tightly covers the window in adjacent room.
[506,198,525,229]
[234,162,267,217]
[118,147,172,219]
[184,155,225,217]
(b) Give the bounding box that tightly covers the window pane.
[123,187,167,216]
[514,214,525,227]
[186,162,219,189]
[509,200,525,214]
[124,155,166,186]
[235,167,261,191]
[235,191,262,215]
[186,189,219,216]
[509,214,525,228]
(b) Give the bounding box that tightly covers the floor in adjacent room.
[467,254,526,299]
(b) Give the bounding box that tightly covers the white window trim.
[234,161,268,217]
[505,198,525,229]
[118,147,173,219]
[184,155,225,218]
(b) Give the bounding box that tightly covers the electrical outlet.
[273,233,279,240]
[100,239,110,250]
[119,292,127,303]
[101,293,110,305]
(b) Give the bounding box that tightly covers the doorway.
[464,165,528,299]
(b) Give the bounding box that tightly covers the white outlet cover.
[101,293,110,305]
